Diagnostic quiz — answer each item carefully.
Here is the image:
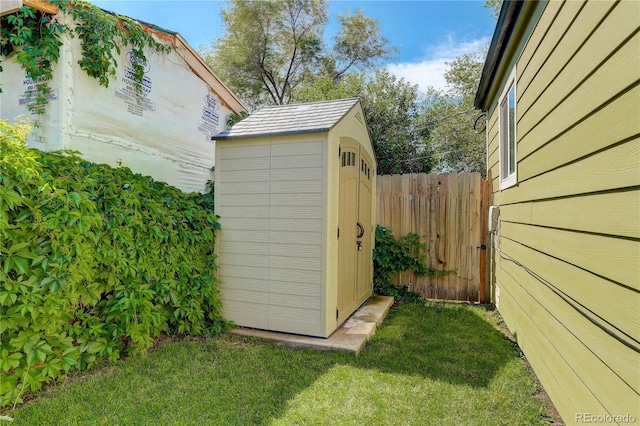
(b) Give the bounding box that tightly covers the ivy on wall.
[0,119,227,408]
[0,0,173,115]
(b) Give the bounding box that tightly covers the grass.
[3,302,553,425]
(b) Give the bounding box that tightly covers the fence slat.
[376,172,485,302]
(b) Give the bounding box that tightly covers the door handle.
[356,221,364,238]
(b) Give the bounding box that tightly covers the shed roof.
[214,98,361,140]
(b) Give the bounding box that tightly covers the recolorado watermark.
[576,413,637,424]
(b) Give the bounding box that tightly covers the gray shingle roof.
[214,98,360,140]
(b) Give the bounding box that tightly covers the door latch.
[356,241,363,251]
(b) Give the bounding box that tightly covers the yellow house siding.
[484,0,640,422]
[518,30,639,161]
[486,112,499,173]
[496,258,637,414]
[500,190,639,239]
[517,0,608,112]
[519,85,639,181]
[495,138,639,205]
[515,0,566,84]
[500,238,639,376]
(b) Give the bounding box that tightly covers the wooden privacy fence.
[376,173,489,302]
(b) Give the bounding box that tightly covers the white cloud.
[387,36,490,94]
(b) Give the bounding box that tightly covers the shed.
[213,98,376,338]
[475,0,639,422]
[0,4,246,193]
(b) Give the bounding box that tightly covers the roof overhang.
[474,0,526,112]
[1,0,58,16]
[174,34,248,115]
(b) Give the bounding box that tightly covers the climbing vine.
[1,118,229,408]
[0,6,65,114]
[373,225,451,302]
[0,0,173,115]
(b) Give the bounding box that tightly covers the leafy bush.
[0,119,226,407]
[373,225,445,302]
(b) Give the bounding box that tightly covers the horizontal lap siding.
[268,139,324,335]
[217,140,271,329]
[216,137,326,336]
[488,0,640,422]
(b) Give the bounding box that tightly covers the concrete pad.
[228,296,394,355]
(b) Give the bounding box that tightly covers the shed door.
[337,138,373,325]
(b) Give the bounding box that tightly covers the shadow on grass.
[354,301,521,387]
[9,302,526,425]
[8,337,347,426]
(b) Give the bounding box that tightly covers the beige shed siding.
[268,137,325,334]
[215,134,327,336]
[486,0,640,422]
[217,139,271,328]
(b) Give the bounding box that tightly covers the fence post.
[479,178,489,304]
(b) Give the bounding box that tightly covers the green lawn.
[3,302,555,425]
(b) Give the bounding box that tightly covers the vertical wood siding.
[486,0,640,422]
[376,173,483,301]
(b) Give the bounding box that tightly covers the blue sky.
[91,1,497,93]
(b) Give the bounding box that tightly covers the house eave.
[474,0,526,112]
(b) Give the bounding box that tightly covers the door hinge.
[337,227,340,239]
[336,309,339,320]
[338,146,341,157]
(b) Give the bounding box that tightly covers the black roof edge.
[474,0,526,112]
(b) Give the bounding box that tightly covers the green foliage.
[225,111,249,128]
[201,0,327,108]
[60,0,173,93]
[0,119,227,408]
[326,9,397,80]
[421,50,487,176]
[295,69,433,174]
[373,226,443,302]
[0,5,67,114]
[200,0,396,110]
[484,0,503,20]
[0,0,172,115]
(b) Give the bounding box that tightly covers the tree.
[200,0,396,110]
[295,69,433,175]
[484,0,503,20]
[421,50,486,176]
[326,9,397,82]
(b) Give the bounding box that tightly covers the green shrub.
[373,225,447,302]
[0,119,226,407]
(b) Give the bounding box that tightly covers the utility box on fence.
[0,5,246,193]
[213,98,376,337]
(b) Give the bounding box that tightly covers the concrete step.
[228,295,394,355]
